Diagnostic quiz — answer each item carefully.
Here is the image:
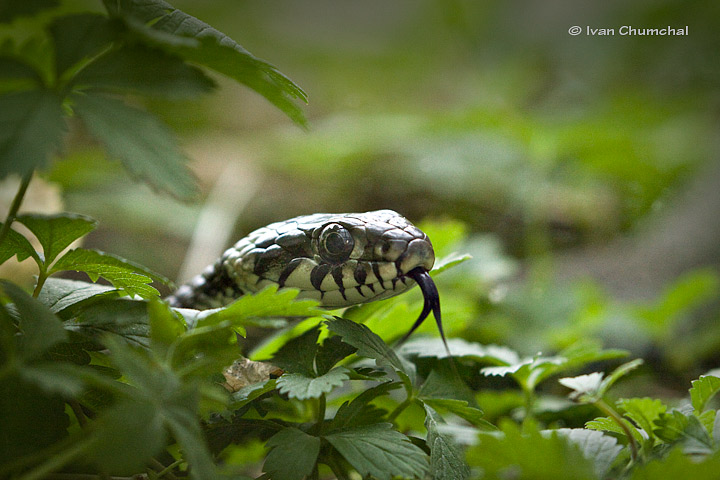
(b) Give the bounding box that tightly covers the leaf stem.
[315,394,327,434]
[0,170,33,247]
[32,270,49,297]
[596,398,638,462]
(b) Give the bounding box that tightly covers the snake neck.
[166,259,245,310]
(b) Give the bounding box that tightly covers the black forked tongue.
[399,267,452,358]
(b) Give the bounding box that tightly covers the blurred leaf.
[401,337,519,362]
[73,298,150,348]
[87,398,166,475]
[424,405,470,480]
[0,89,65,178]
[0,222,38,265]
[148,298,185,354]
[52,248,167,299]
[75,44,216,97]
[0,56,43,85]
[0,0,59,23]
[0,374,69,465]
[229,378,277,410]
[263,427,320,480]
[48,13,118,77]
[553,428,623,479]
[654,411,714,455]
[689,375,720,414]
[71,92,197,200]
[0,280,66,361]
[17,213,97,266]
[38,278,118,315]
[108,0,307,127]
[324,423,428,480]
[560,359,644,402]
[467,422,597,480]
[422,398,494,431]
[276,367,349,400]
[629,448,720,480]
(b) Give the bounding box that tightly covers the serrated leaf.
[71,92,197,199]
[324,423,428,480]
[628,448,720,480]
[51,248,164,299]
[618,397,667,441]
[325,317,407,374]
[75,44,215,98]
[38,277,118,314]
[690,375,720,414]
[48,13,118,77]
[16,213,97,265]
[331,381,401,429]
[553,428,623,478]
[196,285,322,329]
[269,325,320,377]
[263,428,321,480]
[276,367,349,400]
[73,298,151,348]
[0,280,66,361]
[424,405,470,480]
[586,416,640,441]
[0,89,66,178]
[401,337,520,362]
[0,222,38,265]
[422,398,495,430]
[228,378,277,410]
[315,334,357,375]
[109,0,307,127]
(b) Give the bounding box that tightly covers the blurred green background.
[27,0,720,389]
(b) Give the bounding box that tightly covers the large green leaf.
[0,0,59,23]
[16,213,97,266]
[48,13,119,77]
[71,92,197,199]
[51,248,167,299]
[424,405,470,480]
[0,89,66,178]
[270,325,320,377]
[324,423,429,480]
[276,367,349,400]
[74,44,216,97]
[0,221,38,265]
[325,317,407,374]
[689,375,720,414]
[105,0,307,127]
[263,427,321,480]
[38,277,118,315]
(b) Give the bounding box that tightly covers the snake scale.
[167,209,448,348]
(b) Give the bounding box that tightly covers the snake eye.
[319,223,354,263]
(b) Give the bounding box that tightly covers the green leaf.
[324,423,429,480]
[164,405,221,480]
[0,280,66,361]
[71,92,197,199]
[73,298,151,348]
[276,367,349,400]
[422,398,495,430]
[117,0,307,127]
[401,337,519,361]
[263,427,321,480]
[269,325,320,376]
[315,334,357,375]
[228,378,277,410]
[51,248,166,299]
[37,277,118,315]
[654,410,714,454]
[431,252,472,276]
[16,213,97,266]
[148,298,185,354]
[0,221,38,265]
[0,56,43,85]
[331,381,401,429]
[0,89,66,178]
[689,375,720,414]
[553,428,623,478]
[586,416,643,442]
[48,13,118,77]
[467,422,597,480]
[75,44,215,98]
[618,397,667,441]
[86,398,167,475]
[559,372,604,400]
[629,448,720,480]
[0,374,69,465]
[0,0,59,23]
[424,405,470,480]
[325,316,407,374]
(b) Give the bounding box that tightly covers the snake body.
[167,209,446,347]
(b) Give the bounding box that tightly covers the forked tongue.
[398,267,452,358]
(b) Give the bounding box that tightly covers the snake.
[166,209,447,348]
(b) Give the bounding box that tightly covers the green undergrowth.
[3,1,720,479]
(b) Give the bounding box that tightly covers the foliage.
[2,1,720,479]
